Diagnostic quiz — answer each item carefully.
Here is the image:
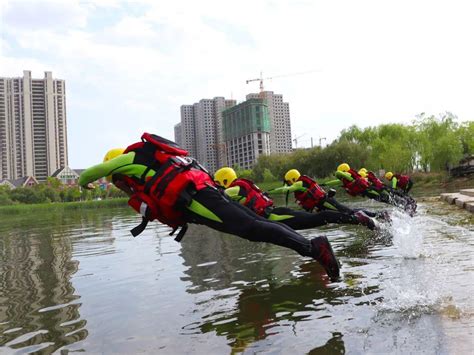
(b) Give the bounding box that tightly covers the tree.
[9,188,46,204]
[263,168,276,183]
[457,121,474,155]
[414,113,463,170]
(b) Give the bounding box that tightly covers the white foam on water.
[375,207,456,314]
[388,209,425,258]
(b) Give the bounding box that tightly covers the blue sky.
[1,0,473,168]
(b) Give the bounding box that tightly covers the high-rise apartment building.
[180,105,196,158]
[246,91,292,153]
[179,97,235,172]
[222,99,271,170]
[0,70,68,181]
[174,122,182,147]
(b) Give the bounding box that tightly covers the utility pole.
[311,137,313,148]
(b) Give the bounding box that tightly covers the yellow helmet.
[337,163,350,172]
[214,167,237,188]
[103,148,125,182]
[104,148,125,163]
[358,168,367,178]
[385,171,394,180]
[284,169,301,185]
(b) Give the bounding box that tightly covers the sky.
[1,0,473,168]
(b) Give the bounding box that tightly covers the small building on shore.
[51,166,81,185]
[0,176,39,189]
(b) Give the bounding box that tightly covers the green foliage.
[262,168,277,183]
[0,179,126,206]
[0,198,128,215]
[46,177,62,189]
[238,169,254,180]
[0,190,13,205]
[9,187,45,204]
[457,121,474,155]
[251,113,470,182]
[233,165,254,180]
[414,112,463,170]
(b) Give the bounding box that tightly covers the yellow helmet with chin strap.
[284,169,301,185]
[358,168,368,178]
[214,167,237,188]
[337,163,350,172]
[385,171,394,180]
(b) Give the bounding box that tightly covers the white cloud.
[2,0,88,30]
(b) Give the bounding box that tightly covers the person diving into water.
[384,171,414,194]
[79,133,340,281]
[213,167,378,231]
[271,169,390,222]
[324,163,416,214]
[359,168,417,211]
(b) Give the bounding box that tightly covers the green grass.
[0,198,128,215]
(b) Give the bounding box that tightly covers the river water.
[0,199,473,354]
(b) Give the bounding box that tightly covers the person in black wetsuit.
[272,169,389,221]
[214,167,378,231]
[79,133,340,281]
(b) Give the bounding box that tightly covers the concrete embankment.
[440,189,474,213]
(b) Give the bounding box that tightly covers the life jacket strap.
[170,224,188,242]
[131,217,149,237]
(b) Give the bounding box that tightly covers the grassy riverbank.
[409,172,474,196]
[0,198,128,215]
[0,173,471,215]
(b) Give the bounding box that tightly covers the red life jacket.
[367,171,384,190]
[394,174,410,189]
[229,178,273,216]
[294,175,327,212]
[341,168,370,196]
[120,133,214,237]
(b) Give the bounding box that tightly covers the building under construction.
[175,91,292,171]
[222,98,271,170]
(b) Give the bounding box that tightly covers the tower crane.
[246,69,320,95]
[293,133,307,149]
[246,72,272,94]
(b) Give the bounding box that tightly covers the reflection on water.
[0,208,125,353]
[0,200,473,354]
[179,226,381,353]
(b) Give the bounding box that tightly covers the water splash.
[388,209,424,258]
[376,207,453,314]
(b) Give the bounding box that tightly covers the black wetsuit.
[185,187,314,257]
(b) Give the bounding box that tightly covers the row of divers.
[79,133,417,282]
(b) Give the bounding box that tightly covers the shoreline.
[0,198,128,215]
[0,174,472,214]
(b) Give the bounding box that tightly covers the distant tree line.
[245,113,473,181]
[0,177,126,205]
